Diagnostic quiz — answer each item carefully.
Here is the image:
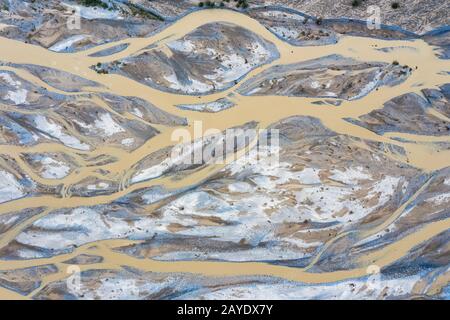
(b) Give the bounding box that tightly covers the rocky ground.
[1,1,448,52]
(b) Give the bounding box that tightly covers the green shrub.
[79,0,108,9]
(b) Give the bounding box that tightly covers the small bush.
[391,2,400,9]
[79,0,108,9]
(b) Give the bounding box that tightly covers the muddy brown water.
[0,9,449,299]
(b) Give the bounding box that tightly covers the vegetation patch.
[350,0,367,7]
[127,3,164,21]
